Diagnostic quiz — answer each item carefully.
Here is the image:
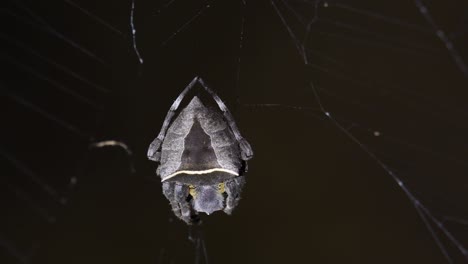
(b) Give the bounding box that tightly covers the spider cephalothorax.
[147,77,253,224]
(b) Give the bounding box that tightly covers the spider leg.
[162,182,183,220]
[162,182,198,224]
[174,184,196,224]
[147,77,200,162]
[223,176,246,215]
[197,78,253,161]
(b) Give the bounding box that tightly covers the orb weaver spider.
[147,76,253,224]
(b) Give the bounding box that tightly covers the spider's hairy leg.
[197,78,253,161]
[224,176,246,215]
[239,138,253,161]
[163,182,198,224]
[174,184,195,224]
[147,138,163,162]
[162,182,183,219]
[147,77,199,162]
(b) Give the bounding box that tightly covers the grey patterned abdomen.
[158,96,242,182]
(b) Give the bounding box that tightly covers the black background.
[2,0,468,263]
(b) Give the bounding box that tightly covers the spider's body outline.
[147,76,253,224]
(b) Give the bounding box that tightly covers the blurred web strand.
[444,217,468,226]
[272,0,466,164]
[6,183,56,224]
[282,1,468,142]
[6,2,106,65]
[332,2,431,33]
[0,33,110,94]
[155,0,177,14]
[309,63,468,132]
[243,103,318,111]
[280,1,437,56]
[2,53,101,109]
[308,55,468,127]
[189,227,209,264]
[234,0,246,99]
[311,28,433,57]
[2,2,112,263]
[280,0,308,26]
[130,0,144,64]
[4,90,90,139]
[301,0,319,47]
[160,2,212,46]
[414,0,468,78]
[0,148,62,204]
[270,0,305,62]
[279,1,437,57]
[313,85,468,167]
[63,0,125,37]
[317,18,437,53]
[416,203,453,262]
[270,0,468,262]
[309,83,467,263]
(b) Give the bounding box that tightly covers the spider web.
[1,0,468,263]
[270,1,468,263]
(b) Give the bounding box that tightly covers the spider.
[147,76,253,224]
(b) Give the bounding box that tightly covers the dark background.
[1,0,468,263]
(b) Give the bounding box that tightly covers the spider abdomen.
[158,96,241,183]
